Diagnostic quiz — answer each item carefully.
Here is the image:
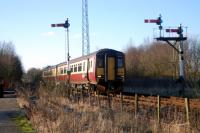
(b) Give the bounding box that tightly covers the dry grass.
[16,84,200,133]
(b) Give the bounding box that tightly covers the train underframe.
[69,80,123,95]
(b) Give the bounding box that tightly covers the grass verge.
[12,112,36,133]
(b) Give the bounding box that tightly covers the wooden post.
[98,92,101,107]
[82,90,84,103]
[185,98,190,125]
[77,92,80,105]
[120,92,123,112]
[157,95,160,125]
[69,87,71,98]
[174,106,177,120]
[134,93,138,133]
[89,91,91,106]
[135,93,138,118]
[107,94,111,108]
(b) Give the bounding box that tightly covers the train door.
[107,57,115,81]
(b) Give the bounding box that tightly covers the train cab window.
[97,57,104,68]
[78,63,82,72]
[117,56,123,68]
[74,64,77,72]
[70,65,73,73]
[83,62,85,71]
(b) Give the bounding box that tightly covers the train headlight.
[97,75,104,78]
[97,75,102,78]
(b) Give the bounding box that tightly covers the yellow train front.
[95,49,125,93]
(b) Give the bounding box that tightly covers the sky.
[0,0,199,71]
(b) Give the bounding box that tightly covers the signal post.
[51,19,71,85]
[145,15,187,95]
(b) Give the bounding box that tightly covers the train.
[42,48,125,93]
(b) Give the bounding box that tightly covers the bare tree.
[25,68,42,87]
[125,40,177,79]
[0,41,23,83]
[185,37,200,81]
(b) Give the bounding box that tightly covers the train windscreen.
[97,56,104,68]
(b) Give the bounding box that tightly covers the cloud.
[40,31,55,37]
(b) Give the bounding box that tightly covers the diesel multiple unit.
[42,49,125,92]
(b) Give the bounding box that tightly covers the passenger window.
[78,63,82,72]
[60,68,63,74]
[118,56,123,68]
[88,61,90,69]
[74,64,77,72]
[83,62,85,71]
[90,61,92,69]
[70,65,73,72]
[64,67,67,73]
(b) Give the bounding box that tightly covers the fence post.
[120,92,123,112]
[108,93,111,108]
[157,95,160,125]
[185,98,190,125]
[98,92,101,107]
[89,91,91,106]
[77,90,80,105]
[135,93,138,118]
[134,93,138,133]
[82,90,84,103]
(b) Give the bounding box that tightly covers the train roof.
[42,64,57,70]
[57,62,68,67]
[43,48,124,69]
[69,48,124,63]
[96,48,124,55]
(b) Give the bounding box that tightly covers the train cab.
[96,49,125,92]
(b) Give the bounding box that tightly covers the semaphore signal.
[51,19,70,28]
[51,18,71,83]
[145,14,163,36]
[51,18,70,63]
[51,23,65,27]
[144,15,162,25]
[166,28,180,33]
[144,15,187,95]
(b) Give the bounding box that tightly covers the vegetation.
[12,112,36,133]
[16,84,200,133]
[23,68,42,88]
[125,37,200,79]
[125,41,176,78]
[125,37,200,94]
[0,41,23,82]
